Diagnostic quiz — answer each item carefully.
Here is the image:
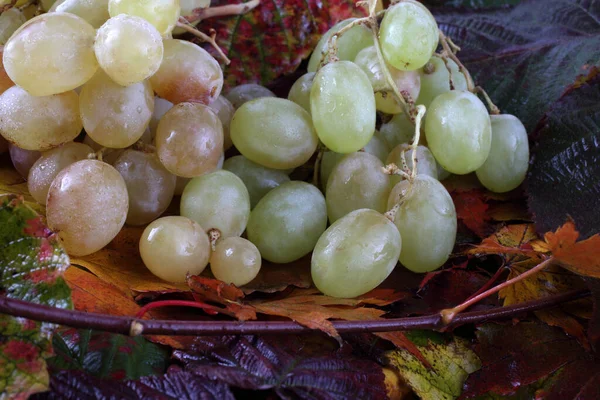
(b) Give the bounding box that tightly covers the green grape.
[8,144,41,179]
[208,95,235,150]
[247,181,327,264]
[180,170,250,239]
[379,112,414,149]
[326,152,391,223]
[386,144,437,186]
[47,159,129,256]
[222,155,290,208]
[28,142,93,205]
[363,131,391,163]
[0,8,26,45]
[288,72,314,114]
[225,83,275,109]
[437,163,452,181]
[80,70,154,149]
[51,0,110,28]
[311,61,376,153]
[388,175,456,273]
[149,96,173,137]
[425,90,492,174]
[0,48,14,95]
[210,237,261,287]
[140,216,210,283]
[108,0,180,35]
[476,114,529,193]
[416,57,468,109]
[379,0,439,71]
[319,151,344,191]
[0,86,82,151]
[230,97,318,170]
[307,18,373,73]
[311,209,401,298]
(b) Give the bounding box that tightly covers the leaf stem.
[176,19,231,65]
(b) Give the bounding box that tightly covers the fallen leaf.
[451,189,492,237]
[544,220,600,278]
[468,224,538,257]
[241,255,313,294]
[187,275,257,321]
[0,157,44,214]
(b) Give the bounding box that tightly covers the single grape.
[3,13,98,96]
[8,144,41,179]
[388,175,456,273]
[140,216,210,283]
[476,114,529,193]
[80,70,154,149]
[108,0,180,35]
[416,57,468,109]
[0,86,82,151]
[363,131,391,163]
[425,90,492,174]
[95,15,163,86]
[247,181,327,264]
[47,159,129,256]
[28,142,93,205]
[0,8,26,45]
[208,95,235,150]
[155,102,223,177]
[311,61,376,153]
[50,0,109,28]
[149,96,173,137]
[150,39,222,105]
[386,144,438,186]
[113,149,176,226]
[319,151,344,190]
[326,152,391,223]
[230,97,318,170]
[379,112,414,149]
[0,48,14,95]
[288,72,314,114]
[225,83,276,109]
[180,170,250,239]
[222,155,290,208]
[311,209,401,298]
[210,237,261,287]
[307,18,373,73]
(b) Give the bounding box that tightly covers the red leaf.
[451,189,491,237]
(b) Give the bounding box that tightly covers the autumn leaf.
[187,275,257,321]
[241,255,313,294]
[468,223,539,257]
[0,157,44,214]
[451,189,492,238]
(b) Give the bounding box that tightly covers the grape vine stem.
[176,19,231,65]
[186,0,261,23]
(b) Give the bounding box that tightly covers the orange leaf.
[544,220,600,278]
[468,224,539,257]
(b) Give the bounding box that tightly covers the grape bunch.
[0,0,530,299]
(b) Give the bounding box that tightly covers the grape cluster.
[0,0,530,299]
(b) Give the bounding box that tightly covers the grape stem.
[176,19,231,65]
[208,228,221,251]
[186,0,261,23]
[440,256,555,325]
[0,0,17,13]
[475,86,501,115]
[410,105,426,180]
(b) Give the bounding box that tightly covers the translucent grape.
[222,155,290,208]
[230,97,318,170]
[28,142,93,205]
[386,144,437,186]
[208,95,235,150]
[113,149,176,225]
[149,96,173,137]
[0,48,14,95]
[51,0,109,28]
[310,61,376,153]
[140,216,210,283]
[247,181,327,264]
[425,90,492,174]
[108,0,180,35]
[225,83,276,109]
[326,152,391,223]
[287,72,314,114]
[0,8,26,45]
[476,114,529,193]
[150,39,223,105]
[416,57,468,109]
[8,144,41,179]
[311,209,401,298]
[0,86,82,151]
[155,102,223,177]
[363,131,391,163]
[210,237,261,287]
[307,18,373,73]
[379,112,414,149]
[319,151,345,190]
[379,0,439,71]
[95,15,163,86]
[47,159,128,256]
[388,175,456,273]
[3,13,98,96]
[180,170,250,239]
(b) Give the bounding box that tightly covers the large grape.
[311,209,401,298]
[108,0,180,35]
[416,57,468,109]
[0,48,14,95]
[210,237,261,287]
[50,0,110,28]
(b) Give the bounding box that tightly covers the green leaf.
[49,329,170,381]
[0,194,72,398]
[384,331,481,400]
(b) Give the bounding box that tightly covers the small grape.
[288,72,314,114]
[0,86,82,151]
[379,0,439,71]
[140,216,210,283]
[208,95,235,151]
[180,170,250,239]
[108,0,180,35]
[225,83,276,109]
[95,15,163,86]
[0,48,14,95]
[247,181,327,264]
[3,13,98,96]
[476,114,529,193]
[156,102,223,178]
[47,159,129,256]
[386,144,438,186]
[210,237,261,287]
[379,112,414,149]
[0,8,26,45]
[311,209,401,298]
[149,96,173,137]
[425,90,492,174]
[51,0,110,28]
[8,144,41,179]
[230,97,318,170]
[150,39,222,105]
[310,61,376,153]
[28,142,93,205]
[416,57,468,109]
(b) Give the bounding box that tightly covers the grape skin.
[210,237,261,287]
[8,144,41,179]
[379,112,414,149]
[51,0,110,28]
[288,72,314,115]
[0,48,14,95]
[386,144,438,186]
[225,83,275,109]
[208,95,235,151]
[416,57,468,109]
[108,0,180,36]
[0,8,26,45]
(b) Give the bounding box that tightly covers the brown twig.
[187,0,260,22]
[176,19,230,65]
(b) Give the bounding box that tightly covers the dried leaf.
[451,189,492,237]
[468,224,538,257]
[544,220,600,278]
[187,275,257,321]
[241,255,313,294]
